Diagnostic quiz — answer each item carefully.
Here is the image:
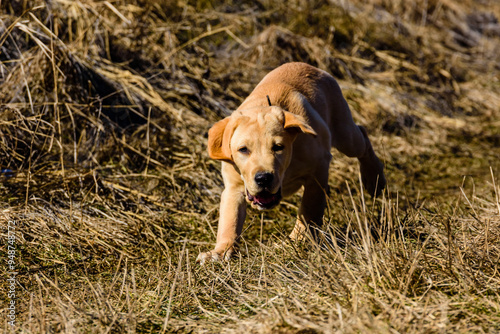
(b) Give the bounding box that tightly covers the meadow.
[1,0,499,332]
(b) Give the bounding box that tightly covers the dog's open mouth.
[246,188,282,210]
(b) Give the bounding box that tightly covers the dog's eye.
[272,144,284,152]
[238,146,249,154]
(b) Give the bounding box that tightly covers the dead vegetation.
[0,0,499,333]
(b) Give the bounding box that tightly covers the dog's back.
[238,62,355,149]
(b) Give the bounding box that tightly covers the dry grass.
[1,0,499,333]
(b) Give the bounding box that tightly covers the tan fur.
[197,62,386,264]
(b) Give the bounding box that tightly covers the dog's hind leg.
[324,89,385,196]
[356,125,386,196]
[331,115,386,196]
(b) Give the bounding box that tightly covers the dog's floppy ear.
[283,111,317,137]
[208,117,237,162]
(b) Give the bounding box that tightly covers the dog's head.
[208,106,317,210]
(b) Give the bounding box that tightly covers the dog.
[197,62,386,264]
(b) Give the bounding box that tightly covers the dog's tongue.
[247,189,281,208]
[247,190,278,205]
[255,192,277,204]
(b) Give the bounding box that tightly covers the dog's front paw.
[196,248,234,265]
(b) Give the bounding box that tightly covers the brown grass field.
[1,0,500,332]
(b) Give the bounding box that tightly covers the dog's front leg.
[289,166,329,241]
[197,163,246,264]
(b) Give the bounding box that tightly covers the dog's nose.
[255,172,274,188]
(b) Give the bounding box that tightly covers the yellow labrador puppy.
[197,62,385,264]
